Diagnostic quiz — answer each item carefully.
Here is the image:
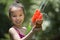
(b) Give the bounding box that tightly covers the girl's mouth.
[15,21,21,24]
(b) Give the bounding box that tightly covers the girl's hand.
[35,19,43,28]
[32,19,43,31]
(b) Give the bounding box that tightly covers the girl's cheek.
[21,16,24,20]
[11,17,16,21]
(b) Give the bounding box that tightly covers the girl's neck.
[13,25,22,29]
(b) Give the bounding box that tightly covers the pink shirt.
[13,27,25,38]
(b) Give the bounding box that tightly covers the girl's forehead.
[10,7,24,15]
[11,7,22,12]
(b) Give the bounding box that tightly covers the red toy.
[32,9,43,23]
[32,9,43,28]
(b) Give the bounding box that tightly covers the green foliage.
[0,0,60,40]
[38,0,60,40]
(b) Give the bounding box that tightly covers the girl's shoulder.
[22,27,27,33]
[22,27,27,30]
[21,27,27,35]
[9,27,27,32]
[9,27,18,34]
[9,27,15,30]
[9,27,15,33]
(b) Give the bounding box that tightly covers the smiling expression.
[10,7,24,27]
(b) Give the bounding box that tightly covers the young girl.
[8,2,43,40]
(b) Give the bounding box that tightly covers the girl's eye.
[19,15,22,16]
[12,15,17,17]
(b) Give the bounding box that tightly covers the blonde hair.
[9,3,25,17]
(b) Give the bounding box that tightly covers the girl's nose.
[16,17,20,20]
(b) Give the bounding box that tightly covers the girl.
[8,2,43,40]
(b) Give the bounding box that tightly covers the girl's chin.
[14,24,21,26]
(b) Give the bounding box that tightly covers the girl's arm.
[22,19,43,40]
[22,27,35,40]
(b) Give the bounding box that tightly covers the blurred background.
[0,0,60,40]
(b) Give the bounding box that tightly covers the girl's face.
[10,7,24,27]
